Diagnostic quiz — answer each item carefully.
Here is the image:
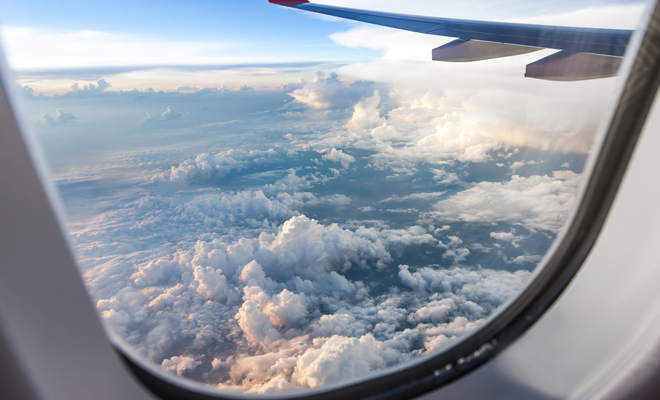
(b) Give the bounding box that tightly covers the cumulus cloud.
[160,149,280,182]
[431,169,459,185]
[320,148,356,169]
[289,72,381,109]
[42,108,75,125]
[380,191,446,203]
[70,79,109,94]
[75,177,539,394]
[143,105,183,123]
[347,91,385,130]
[286,75,602,170]
[509,254,544,265]
[79,171,525,393]
[490,231,526,248]
[291,334,391,388]
[424,171,581,233]
[276,192,351,210]
[162,356,202,376]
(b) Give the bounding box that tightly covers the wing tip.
[269,0,309,7]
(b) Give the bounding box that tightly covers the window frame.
[1,1,659,399]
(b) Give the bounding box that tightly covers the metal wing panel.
[291,3,632,56]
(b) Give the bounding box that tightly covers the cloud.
[276,192,351,210]
[25,79,584,394]
[161,106,183,121]
[9,0,625,391]
[441,236,470,264]
[70,79,109,94]
[490,231,526,248]
[431,169,459,185]
[176,85,201,93]
[289,72,381,109]
[17,84,36,97]
[510,160,537,173]
[235,300,282,348]
[380,191,446,203]
[320,148,356,169]
[509,254,544,264]
[143,106,183,123]
[23,59,593,393]
[42,108,76,125]
[160,149,280,182]
[346,91,385,130]
[398,265,531,307]
[0,26,231,71]
[323,1,644,28]
[78,186,531,393]
[291,335,390,388]
[424,171,581,233]
[162,356,202,377]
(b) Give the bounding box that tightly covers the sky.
[0,0,649,395]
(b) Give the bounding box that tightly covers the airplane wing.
[269,0,634,81]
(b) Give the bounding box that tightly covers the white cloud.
[276,192,351,210]
[85,200,531,392]
[490,231,526,248]
[264,170,330,193]
[510,254,544,264]
[162,356,202,376]
[510,160,537,173]
[162,149,280,182]
[425,171,581,232]
[347,91,385,130]
[42,108,75,125]
[70,79,109,94]
[236,300,282,347]
[380,191,446,203]
[320,148,356,169]
[161,106,183,121]
[143,106,183,123]
[291,335,390,388]
[289,72,380,109]
[289,77,604,170]
[193,266,232,301]
[431,169,459,185]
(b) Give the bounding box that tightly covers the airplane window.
[0,0,648,396]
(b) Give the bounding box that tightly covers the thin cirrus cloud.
[0,26,342,92]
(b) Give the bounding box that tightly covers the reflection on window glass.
[0,0,645,393]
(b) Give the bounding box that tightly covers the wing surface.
[269,0,634,80]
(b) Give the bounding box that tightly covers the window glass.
[0,0,646,394]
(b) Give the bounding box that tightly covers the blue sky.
[0,0,377,74]
[0,0,341,40]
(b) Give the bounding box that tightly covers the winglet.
[269,0,309,7]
